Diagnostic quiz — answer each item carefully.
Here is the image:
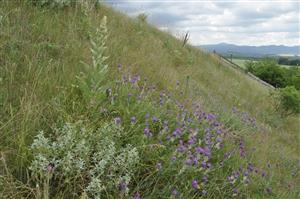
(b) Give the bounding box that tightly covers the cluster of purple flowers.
[112,64,270,198]
[232,107,257,128]
[239,139,246,158]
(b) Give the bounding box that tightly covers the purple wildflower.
[216,129,223,135]
[201,190,207,196]
[207,113,216,121]
[117,64,122,70]
[159,99,164,106]
[122,75,128,83]
[173,128,182,137]
[201,161,207,169]
[177,145,186,153]
[233,188,239,195]
[145,113,150,119]
[144,127,152,137]
[266,187,272,193]
[133,192,141,199]
[216,137,222,143]
[177,140,186,153]
[192,180,199,189]
[196,147,205,154]
[131,117,137,125]
[202,175,208,184]
[46,163,55,173]
[204,128,211,134]
[247,163,254,172]
[171,188,178,197]
[213,121,221,127]
[156,162,162,170]
[187,136,196,145]
[152,116,158,123]
[130,75,140,84]
[203,147,211,158]
[233,171,240,178]
[193,156,199,166]
[185,158,193,166]
[114,117,122,125]
[239,139,246,158]
[119,181,127,191]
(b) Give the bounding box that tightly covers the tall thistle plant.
[76,16,109,102]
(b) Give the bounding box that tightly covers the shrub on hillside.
[246,59,286,88]
[285,66,300,90]
[278,56,300,66]
[246,59,300,90]
[273,86,300,116]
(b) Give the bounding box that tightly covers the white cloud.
[105,0,300,46]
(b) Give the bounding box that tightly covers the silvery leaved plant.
[30,0,74,8]
[31,0,103,8]
[30,122,139,198]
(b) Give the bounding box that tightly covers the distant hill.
[199,43,300,58]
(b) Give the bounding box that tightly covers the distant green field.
[231,58,294,69]
[231,58,248,69]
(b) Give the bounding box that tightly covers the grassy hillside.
[0,1,299,198]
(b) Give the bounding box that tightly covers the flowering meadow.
[0,2,299,199]
[21,15,278,198]
[28,58,274,198]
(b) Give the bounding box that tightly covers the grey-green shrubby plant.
[30,122,139,198]
[30,0,74,8]
[30,0,103,8]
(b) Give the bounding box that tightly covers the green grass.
[0,1,299,198]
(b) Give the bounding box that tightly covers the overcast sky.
[105,0,300,46]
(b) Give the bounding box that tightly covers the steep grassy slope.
[0,2,299,198]
[104,5,300,183]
